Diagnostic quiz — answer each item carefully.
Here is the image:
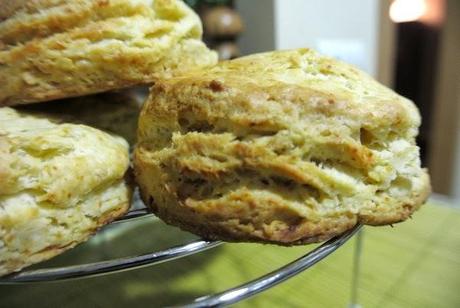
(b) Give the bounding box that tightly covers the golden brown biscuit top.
[0,107,129,208]
[0,0,201,48]
[154,48,420,135]
[0,0,216,106]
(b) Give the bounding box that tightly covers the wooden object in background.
[203,6,244,38]
[191,1,244,60]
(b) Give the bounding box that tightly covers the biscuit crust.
[0,0,217,106]
[134,49,431,245]
[0,107,131,275]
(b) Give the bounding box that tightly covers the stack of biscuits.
[0,0,217,276]
[0,0,430,277]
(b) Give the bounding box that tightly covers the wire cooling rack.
[0,203,361,307]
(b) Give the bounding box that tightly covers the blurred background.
[1,1,459,307]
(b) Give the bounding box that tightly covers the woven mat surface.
[1,200,459,308]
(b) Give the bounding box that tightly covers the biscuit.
[134,48,431,245]
[18,89,145,147]
[0,107,131,276]
[0,0,217,106]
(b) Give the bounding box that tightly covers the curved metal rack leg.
[349,229,364,308]
[180,224,362,308]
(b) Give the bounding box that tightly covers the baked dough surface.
[134,48,431,245]
[18,90,144,146]
[0,0,217,106]
[0,107,131,275]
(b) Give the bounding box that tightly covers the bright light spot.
[390,0,427,23]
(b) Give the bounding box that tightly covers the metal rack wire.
[0,205,361,307]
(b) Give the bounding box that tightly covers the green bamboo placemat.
[1,200,459,307]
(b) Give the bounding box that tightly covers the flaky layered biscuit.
[0,107,131,276]
[0,0,217,106]
[134,48,431,245]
